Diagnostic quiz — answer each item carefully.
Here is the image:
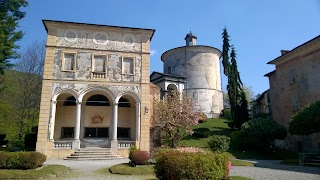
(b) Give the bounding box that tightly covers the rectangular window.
[289,69,296,84]
[122,57,134,75]
[117,128,130,139]
[84,128,108,138]
[62,53,76,71]
[93,55,106,72]
[291,95,299,110]
[168,66,171,74]
[61,127,74,138]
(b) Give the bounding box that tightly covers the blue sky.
[17,0,320,94]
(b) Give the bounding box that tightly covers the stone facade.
[151,33,223,117]
[36,20,155,159]
[265,35,320,152]
[251,89,272,118]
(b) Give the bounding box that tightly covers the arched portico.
[49,87,141,150]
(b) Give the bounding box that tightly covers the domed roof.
[185,31,197,40]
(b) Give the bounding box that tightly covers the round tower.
[161,32,223,117]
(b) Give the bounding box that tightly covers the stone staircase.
[64,148,125,160]
[305,154,320,167]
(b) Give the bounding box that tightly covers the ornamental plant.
[289,100,320,135]
[153,91,200,148]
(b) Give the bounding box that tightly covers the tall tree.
[221,28,249,129]
[0,0,28,74]
[221,27,230,76]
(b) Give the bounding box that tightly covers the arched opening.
[117,94,138,140]
[167,84,178,93]
[81,89,114,147]
[54,93,77,140]
[86,94,110,106]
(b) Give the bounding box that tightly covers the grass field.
[178,118,298,161]
[0,165,70,179]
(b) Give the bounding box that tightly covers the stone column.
[49,100,57,141]
[110,103,118,149]
[73,101,81,149]
[135,103,141,141]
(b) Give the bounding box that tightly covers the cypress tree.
[222,28,249,129]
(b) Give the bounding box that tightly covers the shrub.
[130,150,150,165]
[222,109,232,120]
[231,118,287,150]
[289,100,320,135]
[208,135,230,152]
[0,151,46,169]
[154,150,228,180]
[128,145,137,161]
[198,113,207,123]
[192,128,211,138]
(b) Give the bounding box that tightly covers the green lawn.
[107,163,155,175]
[0,165,70,179]
[179,118,298,161]
[179,118,231,148]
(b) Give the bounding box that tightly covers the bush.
[198,113,207,123]
[289,100,320,135]
[230,118,287,150]
[230,130,263,150]
[208,135,230,152]
[222,109,232,120]
[130,150,150,166]
[128,145,137,162]
[192,128,211,138]
[154,149,228,180]
[0,151,46,169]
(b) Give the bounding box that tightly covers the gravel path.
[44,159,320,180]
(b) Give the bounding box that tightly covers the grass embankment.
[180,118,297,162]
[0,165,70,179]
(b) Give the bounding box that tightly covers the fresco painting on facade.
[36,20,155,159]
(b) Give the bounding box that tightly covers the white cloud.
[150,49,156,56]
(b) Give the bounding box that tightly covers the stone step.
[64,157,124,160]
[65,148,124,160]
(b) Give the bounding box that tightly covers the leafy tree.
[153,91,200,148]
[0,0,28,75]
[0,41,44,145]
[289,100,320,135]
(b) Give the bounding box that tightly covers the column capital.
[51,100,57,104]
[135,103,140,106]
[76,101,82,105]
[112,103,119,106]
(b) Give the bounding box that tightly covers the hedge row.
[154,149,228,180]
[0,151,46,169]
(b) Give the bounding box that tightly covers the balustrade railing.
[118,141,135,149]
[53,142,72,149]
[92,72,106,79]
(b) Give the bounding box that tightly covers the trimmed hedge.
[0,152,46,169]
[130,150,150,165]
[208,135,230,152]
[155,149,228,180]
